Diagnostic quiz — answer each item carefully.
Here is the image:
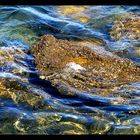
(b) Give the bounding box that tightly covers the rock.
[46,121,87,135]
[0,78,43,108]
[36,113,62,125]
[56,6,90,23]
[57,6,87,15]
[31,34,140,96]
[89,118,112,134]
[108,125,135,134]
[0,122,19,134]
[110,14,140,41]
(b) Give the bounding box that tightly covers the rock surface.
[57,6,90,23]
[110,14,140,41]
[0,78,43,108]
[32,34,140,95]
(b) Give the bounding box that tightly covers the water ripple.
[0,5,139,134]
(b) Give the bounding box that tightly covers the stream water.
[0,5,140,134]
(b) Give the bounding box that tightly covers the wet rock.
[0,44,45,108]
[18,120,87,134]
[13,117,39,134]
[56,6,90,23]
[57,6,87,16]
[32,34,140,96]
[89,118,112,134]
[0,122,19,134]
[134,125,140,134]
[46,121,87,135]
[110,14,140,41]
[31,113,87,134]
[0,78,43,108]
[36,113,62,125]
[0,23,38,46]
[108,125,135,134]
[0,46,32,79]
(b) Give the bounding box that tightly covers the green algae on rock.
[32,34,140,96]
[110,14,140,41]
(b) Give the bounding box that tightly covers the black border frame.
[0,0,140,5]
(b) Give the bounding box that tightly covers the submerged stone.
[56,6,90,23]
[0,122,19,134]
[57,6,87,15]
[110,14,140,41]
[46,121,87,135]
[89,118,112,134]
[32,34,140,96]
[0,78,43,108]
[108,125,135,134]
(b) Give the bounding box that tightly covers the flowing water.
[0,5,140,134]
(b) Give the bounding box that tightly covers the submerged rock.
[0,78,43,108]
[56,6,90,23]
[32,34,140,96]
[110,14,140,41]
[46,121,87,135]
[57,6,87,15]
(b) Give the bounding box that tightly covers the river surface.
[0,6,140,134]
